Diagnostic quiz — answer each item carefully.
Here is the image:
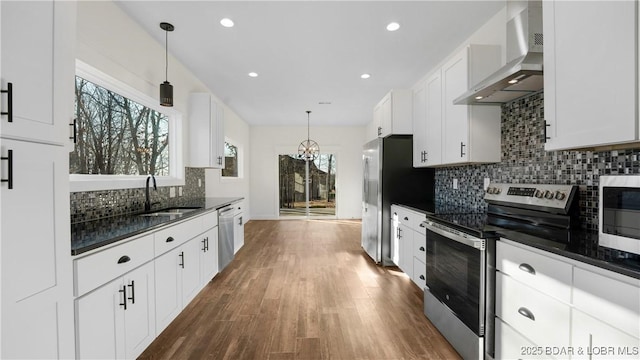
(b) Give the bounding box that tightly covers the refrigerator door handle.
[363,157,369,212]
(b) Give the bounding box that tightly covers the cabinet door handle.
[518,263,536,275]
[238,216,243,226]
[202,238,207,252]
[117,255,131,264]
[518,307,535,321]
[419,246,425,252]
[398,228,402,239]
[424,151,428,163]
[460,142,466,157]
[119,285,127,310]
[419,275,425,280]
[127,280,135,304]
[179,251,185,268]
[377,126,382,136]
[166,236,174,243]
[69,118,77,143]
[544,120,550,142]
[1,149,13,189]
[1,82,12,122]
[217,156,223,165]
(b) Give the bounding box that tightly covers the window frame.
[221,137,243,181]
[70,60,184,192]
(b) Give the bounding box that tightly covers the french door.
[278,153,336,217]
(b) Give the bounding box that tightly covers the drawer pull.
[404,216,409,221]
[179,251,185,268]
[518,263,536,275]
[1,82,12,122]
[419,222,426,228]
[419,246,425,252]
[419,275,425,280]
[117,255,131,264]
[518,307,535,321]
[166,236,174,243]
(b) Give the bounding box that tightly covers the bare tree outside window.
[222,141,238,177]
[70,76,170,176]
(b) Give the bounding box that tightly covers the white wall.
[250,126,364,220]
[75,1,250,208]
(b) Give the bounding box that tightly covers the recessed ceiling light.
[220,18,234,28]
[475,96,484,100]
[386,22,400,31]
[248,72,258,78]
[361,73,371,79]
[508,79,518,84]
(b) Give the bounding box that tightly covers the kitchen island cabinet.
[543,1,638,150]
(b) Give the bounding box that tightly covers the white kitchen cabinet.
[413,71,444,167]
[543,1,637,151]
[75,261,156,360]
[154,236,202,334]
[0,1,76,146]
[189,93,225,168]
[412,79,428,167]
[200,228,219,282]
[571,310,640,360]
[391,205,427,288]
[370,90,412,140]
[233,201,245,254]
[442,45,501,165]
[1,2,76,357]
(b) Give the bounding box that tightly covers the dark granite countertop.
[392,202,436,215]
[492,227,640,280]
[71,197,243,256]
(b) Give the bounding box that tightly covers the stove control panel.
[484,183,576,211]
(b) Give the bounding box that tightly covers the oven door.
[425,222,485,336]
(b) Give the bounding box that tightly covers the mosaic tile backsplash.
[434,92,640,231]
[70,167,206,223]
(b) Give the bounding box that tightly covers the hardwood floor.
[139,220,461,360]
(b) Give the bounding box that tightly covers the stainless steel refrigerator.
[361,135,435,266]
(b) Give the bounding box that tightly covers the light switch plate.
[483,178,490,191]
[453,178,458,189]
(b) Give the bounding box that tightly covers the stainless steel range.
[423,183,579,360]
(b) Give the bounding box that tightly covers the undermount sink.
[139,207,202,217]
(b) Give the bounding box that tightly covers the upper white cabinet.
[413,70,443,167]
[0,0,76,146]
[442,45,501,165]
[543,1,638,150]
[189,93,225,169]
[367,90,412,142]
[1,1,76,359]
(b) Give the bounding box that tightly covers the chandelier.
[298,110,319,161]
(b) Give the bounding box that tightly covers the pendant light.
[159,22,174,107]
[298,110,319,161]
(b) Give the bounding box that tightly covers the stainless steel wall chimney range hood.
[454,0,543,105]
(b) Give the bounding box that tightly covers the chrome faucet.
[145,174,157,212]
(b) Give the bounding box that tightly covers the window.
[71,76,170,176]
[222,140,242,178]
[70,60,183,192]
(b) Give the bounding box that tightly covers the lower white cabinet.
[495,240,640,360]
[234,212,244,254]
[391,204,427,288]
[571,309,640,360]
[75,261,156,360]
[200,228,219,282]
[398,223,414,277]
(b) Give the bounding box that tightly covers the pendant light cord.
[165,30,168,82]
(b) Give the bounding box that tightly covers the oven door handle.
[424,221,485,250]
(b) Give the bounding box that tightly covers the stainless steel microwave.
[599,175,640,255]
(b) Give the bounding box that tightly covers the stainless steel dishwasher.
[218,204,235,271]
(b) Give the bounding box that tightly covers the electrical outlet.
[453,178,458,190]
[198,179,201,187]
[483,178,491,191]
[169,187,176,198]
[178,187,183,196]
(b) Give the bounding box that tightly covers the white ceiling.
[115,1,505,127]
